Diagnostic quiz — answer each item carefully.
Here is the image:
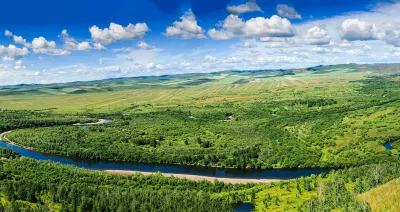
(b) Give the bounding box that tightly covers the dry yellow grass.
[358,178,400,212]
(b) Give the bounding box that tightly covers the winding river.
[0,118,330,181]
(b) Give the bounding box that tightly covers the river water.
[384,142,393,150]
[0,138,330,179]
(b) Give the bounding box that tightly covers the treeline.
[0,110,96,132]
[0,157,258,212]
[288,99,337,107]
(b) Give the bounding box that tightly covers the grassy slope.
[0,64,377,113]
[358,178,400,212]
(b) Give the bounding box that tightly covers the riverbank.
[72,119,112,126]
[104,170,282,184]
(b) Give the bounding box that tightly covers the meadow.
[0,63,400,211]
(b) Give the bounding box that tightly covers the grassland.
[358,179,400,212]
[1,63,400,211]
[0,64,388,113]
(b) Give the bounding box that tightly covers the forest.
[0,147,399,211]
[1,67,400,211]
[5,75,400,169]
[0,110,95,132]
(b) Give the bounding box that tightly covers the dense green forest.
[1,67,400,211]
[6,76,400,168]
[0,110,96,132]
[0,147,399,211]
[0,149,256,212]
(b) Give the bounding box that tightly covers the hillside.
[358,178,400,212]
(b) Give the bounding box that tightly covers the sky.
[0,0,400,85]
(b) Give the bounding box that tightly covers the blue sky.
[0,0,399,85]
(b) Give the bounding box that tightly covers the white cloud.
[13,35,31,48]
[277,4,302,19]
[380,22,400,47]
[303,26,331,45]
[59,30,76,50]
[76,42,91,51]
[312,47,330,53]
[337,19,400,46]
[0,44,29,60]
[59,30,92,51]
[33,48,70,56]
[208,15,294,40]
[338,19,380,41]
[94,43,106,50]
[236,41,257,48]
[2,56,14,62]
[227,1,262,14]
[137,41,154,50]
[14,60,26,70]
[164,10,206,39]
[31,37,70,56]
[90,22,150,45]
[5,30,13,37]
[258,37,296,48]
[31,37,56,49]
[92,65,121,73]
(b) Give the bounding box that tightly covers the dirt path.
[104,170,282,184]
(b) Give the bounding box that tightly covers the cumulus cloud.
[31,37,56,49]
[5,30,13,37]
[338,19,380,41]
[303,26,331,45]
[13,35,31,48]
[236,41,257,48]
[31,37,70,56]
[227,1,263,14]
[90,22,150,45]
[276,4,302,19]
[137,41,154,50]
[59,30,92,51]
[76,42,92,51]
[164,10,206,39]
[208,15,294,40]
[0,44,29,60]
[337,19,400,46]
[380,22,400,47]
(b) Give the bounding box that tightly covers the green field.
[1,63,400,211]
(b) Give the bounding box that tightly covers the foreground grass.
[358,178,400,212]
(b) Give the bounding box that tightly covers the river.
[0,138,330,180]
[0,118,331,180]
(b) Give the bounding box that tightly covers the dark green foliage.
[0,110,96,132]
[289,99,337,107]
[0,158,256,212]
[0,147,20,159]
